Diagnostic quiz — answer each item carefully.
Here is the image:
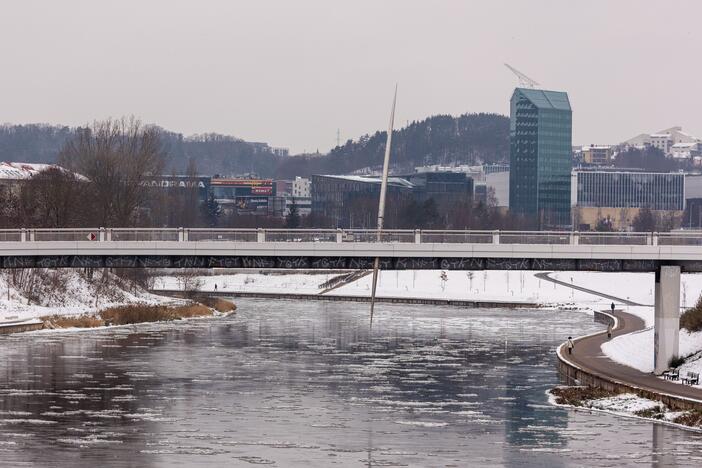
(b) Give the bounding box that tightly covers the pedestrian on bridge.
[567,337,574,355]
[607,322,613,339]
[610,302,615,313]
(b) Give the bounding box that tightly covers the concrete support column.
[257,228,265,243]
[654,265,681,374]
[414,229,421,244]
[336,228,343,243]
[492,230,500,244]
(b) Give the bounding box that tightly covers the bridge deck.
[1,229,702,271]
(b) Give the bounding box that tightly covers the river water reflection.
[0,299,700,467]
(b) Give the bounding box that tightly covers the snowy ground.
[0,270,182,322]
[154,270,702,312]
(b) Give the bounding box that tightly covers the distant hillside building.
[0,161,84,196]
[509,88,573,227]
[621,126,701,157]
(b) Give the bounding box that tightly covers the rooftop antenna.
[504,63,540,89]
[369,84,397,328]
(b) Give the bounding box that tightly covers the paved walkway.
[560,308,702,401]
[535,272,648,306]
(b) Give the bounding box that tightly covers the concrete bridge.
[1,227,700,373]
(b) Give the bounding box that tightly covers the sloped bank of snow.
[602,327,702,379]
[0,269,183,322]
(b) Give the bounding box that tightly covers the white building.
[292,176,311,198]
[622,126,701,157]
[670,142,701,160]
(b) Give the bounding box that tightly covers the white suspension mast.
[370,84,398,327]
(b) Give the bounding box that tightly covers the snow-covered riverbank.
[548,387,702,431]
[154,270,702,309]
[0,269,183,322]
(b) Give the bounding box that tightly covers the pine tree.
[202,191,221,227]
[286,197,300,228]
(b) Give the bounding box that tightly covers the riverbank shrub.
[673,410,702,427]
[42,314,104,328]
[680,296,702,332]
[633,406,665,420]
[549,386,615,406]
[100,303,213,325]
[195,296,236,312]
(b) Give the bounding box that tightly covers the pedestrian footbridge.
[1,227,699,373]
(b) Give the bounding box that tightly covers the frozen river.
[0,299,700,467]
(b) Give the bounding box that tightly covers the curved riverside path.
[558,308,702,404]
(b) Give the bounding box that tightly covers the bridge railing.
[1,228,700,246]
[0,230,22,242]
[186,228,258,242]
[419,230,493,244]
[110,228,180,242]
[578,232,650,245]
[658,232,702,246]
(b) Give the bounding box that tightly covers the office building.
[582,145,613,165]
[311,172,472,227]
[571,169,684,230]
[210,178,276,215]
[509,88,572,227]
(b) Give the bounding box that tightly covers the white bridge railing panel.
[1,228,701,246]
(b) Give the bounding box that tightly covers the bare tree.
[59,117,167,226]
[19,167,88,227]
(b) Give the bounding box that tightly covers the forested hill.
[0,124,74,164]
[274,113,509,178]
[0,113,508,177]
[0,124,279,176]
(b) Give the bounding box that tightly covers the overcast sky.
[0,0,700,153]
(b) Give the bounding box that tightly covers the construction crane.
[504,63,540,89]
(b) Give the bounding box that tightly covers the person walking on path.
[214,283,218,292]
[567,337,574,355]
[607,322,613,339]
[610,302,615,313]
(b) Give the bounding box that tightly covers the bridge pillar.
[654,265,680,374]
[414,229,421,244]
[336,229,343,243]
[257,228,265,243]
[492,230,500,244]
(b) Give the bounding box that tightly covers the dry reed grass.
[42,314,104,328]
[196,296,236,312]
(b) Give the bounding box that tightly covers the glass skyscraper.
[509,87,572,228]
